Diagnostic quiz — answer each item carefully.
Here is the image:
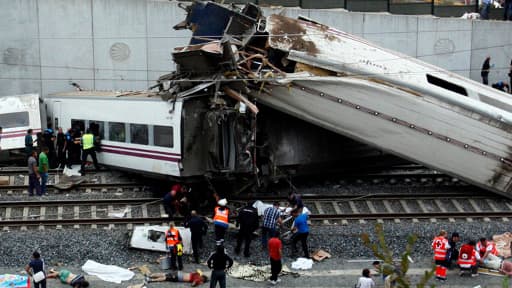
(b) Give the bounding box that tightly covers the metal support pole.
[387,0,390,13]
[431,0,435,15]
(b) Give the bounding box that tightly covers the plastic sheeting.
[291,258,314,270]
[82,260,134,283]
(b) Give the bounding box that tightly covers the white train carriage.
[45,91,183,177]
[0,94,42,151]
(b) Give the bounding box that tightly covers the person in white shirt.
[356,268,375,288]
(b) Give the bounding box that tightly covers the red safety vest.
[213,206,229,225]
[166,227,180,246]
[432,236,449,261]
[458,244,477,266]
[476,241,498,257]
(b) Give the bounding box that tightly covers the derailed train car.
[157,1,512,197]
[0,94,42,153]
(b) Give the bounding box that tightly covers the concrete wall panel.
[40,39,94,79]
[93,0,147,38]
[38,0,92,38]
[147,1,189,39]
[0,0,38,39]
[0,80,42,96]
[417,18,472,77]
[0,39,41,80]
[42,80,94,96]
[362,14,418,57]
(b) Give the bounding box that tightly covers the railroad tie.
[23,175,29,186]
[348,201,365,224]
[91,206,97,229]
[451,199,472,222]
[416,200,436,223]
[39,207,45,231]
[74,206,80,229]
[468,199,490,222]
[142,204,149,226]
[314,201,329,225]
[399,200,418,223]
[365,200,382,223]
[126,205,133,230]
[3,207,11,231]
[332,202,348,225]
[21,207,29,231]
[382,200,400,223]
[107,205,115,230]
[434,199,455,223]
[57,206,63,229]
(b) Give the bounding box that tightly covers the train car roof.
[48,90,160,99]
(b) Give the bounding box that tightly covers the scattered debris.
[228,262,297,281]
[311,249,331,262]
[129,225,192,254]
[0,176,8,186]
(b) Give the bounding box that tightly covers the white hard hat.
[218,198,227,206]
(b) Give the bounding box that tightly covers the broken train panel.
[165,1,512,196]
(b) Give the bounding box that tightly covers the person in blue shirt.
[25,251,46,288]
[291,208,309,258]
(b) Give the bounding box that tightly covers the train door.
[51,101,62,130]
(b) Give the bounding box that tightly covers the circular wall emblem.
[109,42,131,61]
[3,47,24,65]
[434,39,455,55]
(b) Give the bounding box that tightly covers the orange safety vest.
[477,241,498,257]
[166,227,180,246]
[432,236,449,261]
[458,244,477,266]
[213,206,229,226]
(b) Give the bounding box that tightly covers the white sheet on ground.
[291,257,313,270]
[81,260,134,283]
[63,166,82,177]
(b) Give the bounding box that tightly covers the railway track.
[0,198,167,230]
[1,192,512,230]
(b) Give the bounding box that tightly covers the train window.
[71,119,85,133]
[130,124,148,145]
[154,126,174,148]
[89,121,104,139]
[0,111,29,128]
[109,122,126,142]
[426,74,468,96]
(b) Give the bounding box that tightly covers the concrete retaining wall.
[1,0,511,97]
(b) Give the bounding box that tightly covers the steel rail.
[0,198,160,207]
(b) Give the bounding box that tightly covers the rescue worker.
[432,230,450,282]
[163,184,188,222]
[458,240,480,277]
[185,210,208,264]
[234,202,259,257]
[79,129,100,175]
[43,126,57,168]
[477,237,499,267]
[213,198,229,243]
[165,222,183,271]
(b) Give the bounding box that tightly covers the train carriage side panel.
[0,94,42,151]
[45,92,183,178]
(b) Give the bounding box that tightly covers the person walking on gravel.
[268,231,283,285]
